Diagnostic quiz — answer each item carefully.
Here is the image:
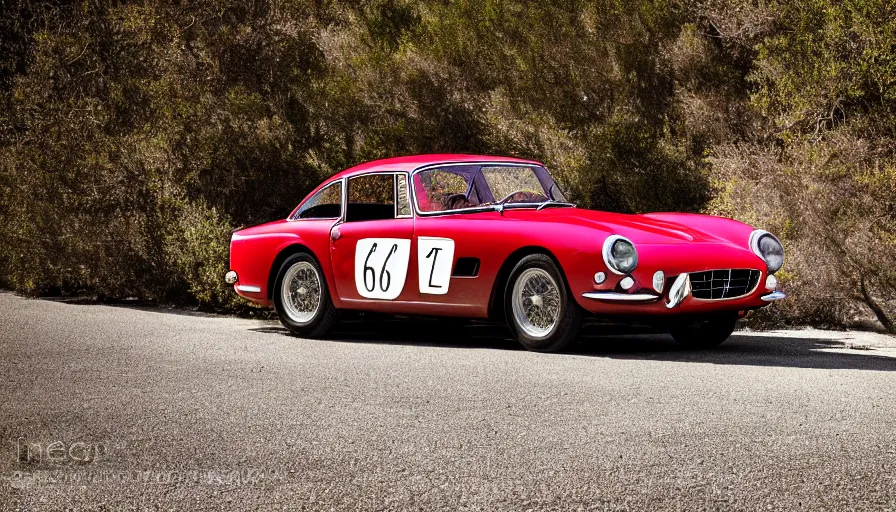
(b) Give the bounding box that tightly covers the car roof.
[329,154,544,181]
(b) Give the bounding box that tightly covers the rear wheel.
[504,254,582,352]
[669,314,738,349]
[273,253,337,338]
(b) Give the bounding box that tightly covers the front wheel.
[669,314,738,349]
[272,253,337,338]
[504,254,582,352]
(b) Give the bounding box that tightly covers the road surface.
[1,291,896,510]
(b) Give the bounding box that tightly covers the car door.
[408,166,500,318]
[329,172,416,306]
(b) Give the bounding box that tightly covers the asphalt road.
[2,291,896,510]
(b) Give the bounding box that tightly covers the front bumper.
[581,292,660,302]
[579,271,785,315]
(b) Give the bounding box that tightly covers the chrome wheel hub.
[281,261,322,324]
[511,268,561,339]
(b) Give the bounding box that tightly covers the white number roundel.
[354,238,411,299]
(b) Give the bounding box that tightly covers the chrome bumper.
[582,273,786,306]
[581,292,660,302]
[665,273,690,309]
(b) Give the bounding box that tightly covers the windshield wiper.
[481,200,574,215]
[536,200,575,211]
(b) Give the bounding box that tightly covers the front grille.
[689,269,760,300]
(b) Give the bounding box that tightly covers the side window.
[294,181,342,219]
[395,174,411,217]
[347,174,396,222]
[414,169,473,212]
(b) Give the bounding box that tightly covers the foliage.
[702,0,896,330]
[0,0,892,329]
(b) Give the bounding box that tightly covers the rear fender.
[230,231,340,308]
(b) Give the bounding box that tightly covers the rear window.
[294,181,342,219]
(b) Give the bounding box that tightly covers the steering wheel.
[444,193,472,210]
[497,190,548,204]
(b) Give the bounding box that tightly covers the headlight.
[750,230,784,273]
[602,235,638,275]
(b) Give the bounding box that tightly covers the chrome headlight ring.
[602,235,638,275]
[749,229,785,274]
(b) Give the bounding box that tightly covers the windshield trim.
[410,161,559,217]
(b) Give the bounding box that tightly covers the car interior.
[345,202,396,222]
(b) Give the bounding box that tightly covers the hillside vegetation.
[1,0,893,330]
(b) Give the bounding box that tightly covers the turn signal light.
[652,271,665,293]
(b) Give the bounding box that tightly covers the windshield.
[413,164,568,213]
[482,166,563,203]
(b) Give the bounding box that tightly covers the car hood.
[506,208,750,246]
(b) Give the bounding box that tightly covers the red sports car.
[226,154,785,352]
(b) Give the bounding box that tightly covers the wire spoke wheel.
[280,261,322,324]
[511,268,561,339]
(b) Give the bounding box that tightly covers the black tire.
[504,254,582,352]
[669,314,738,349]
[272,252,338,338]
